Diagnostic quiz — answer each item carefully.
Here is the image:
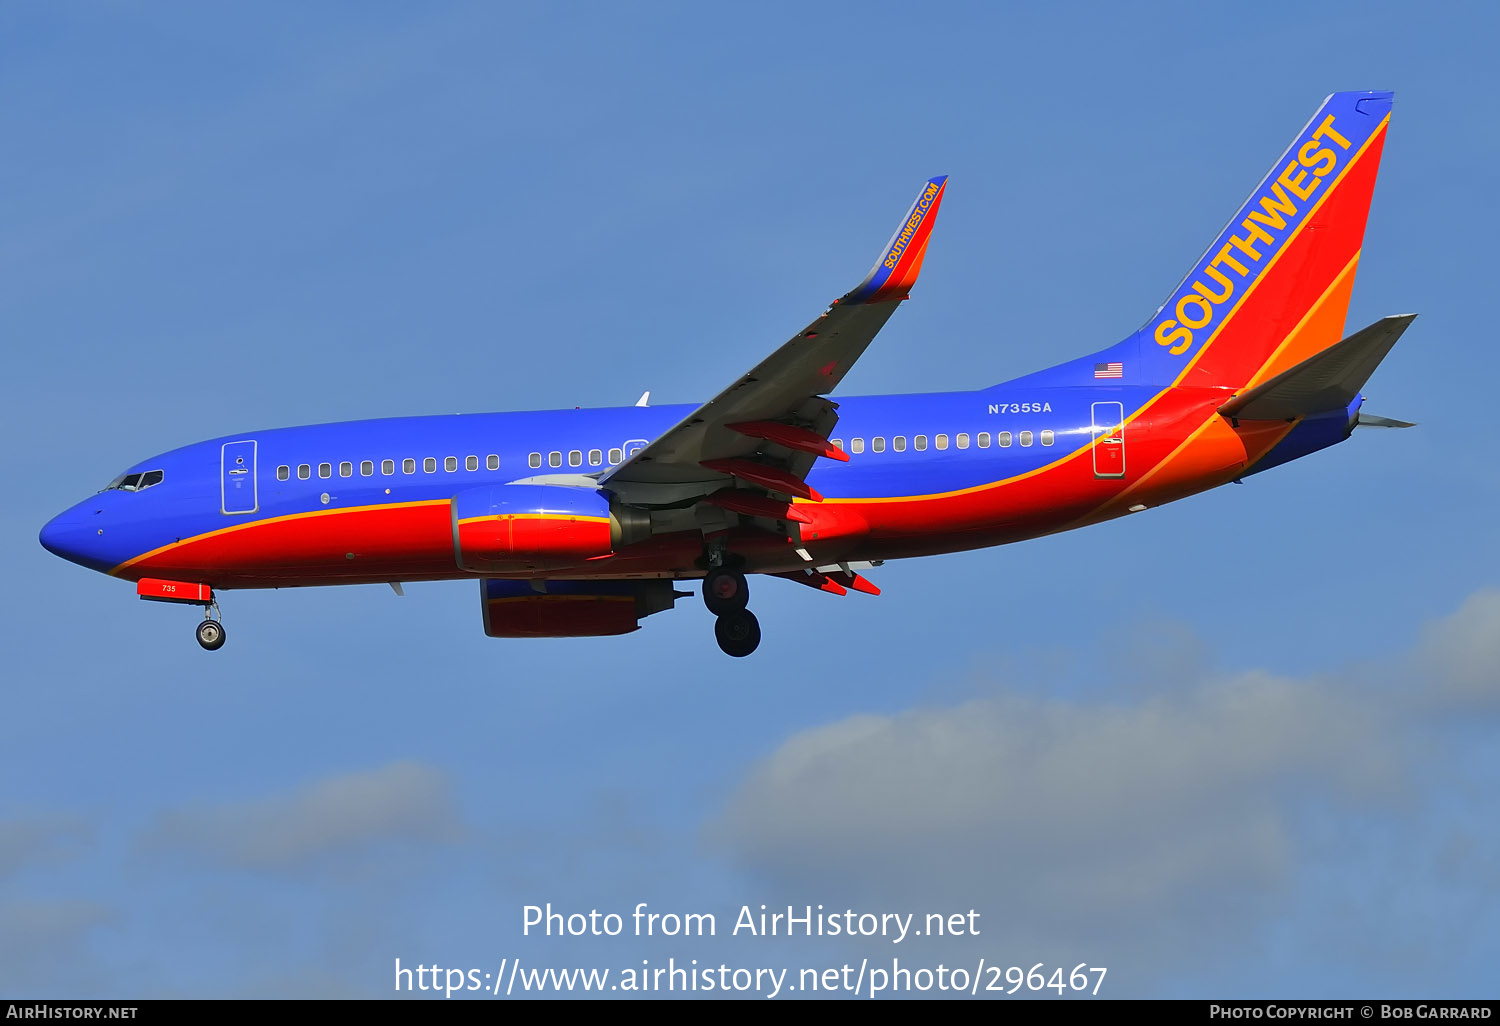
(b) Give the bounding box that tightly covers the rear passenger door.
[1090,403,1125,479]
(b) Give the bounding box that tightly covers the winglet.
[844,176,948,304]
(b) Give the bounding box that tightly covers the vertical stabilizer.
[1136,91,1393,390]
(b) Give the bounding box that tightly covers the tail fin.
[1137,91,1393,390]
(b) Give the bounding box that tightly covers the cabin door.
[221,440,258,514]
[1091,402,1125,479]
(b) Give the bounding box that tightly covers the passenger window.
[318,463,332,478]
[277,465,290,481]
[487,454,499,470]
[298,464,311,480]
[850,438,865,454]
[403,458,416,474]
[381,459,394,476]
[997,431,1011,447]
[423,457,437,473]
[339,462,352,478]
[980,432,993,448]
[914,435,928,451]
[608,448,623,465]
[140,470,163,489]
[893,436,906,452]
[569,450,582,467]
[831,439,843,451]
[588,449,602,466]
[445,456,458,472]
[956,433,970,450]
[549,452,562,468]
[935,434,948,450]
[360,460,374,476]
[872,437,886,453]
[529,452,542,469]
[1019,430,1033,447]
[466,455,478,471]
[1041,429,1054,446]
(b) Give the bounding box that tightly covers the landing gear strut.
[196,601,225,651]
[703,569,759,656]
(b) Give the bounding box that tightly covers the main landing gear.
[196,602,226,651]
[703,568,759,657]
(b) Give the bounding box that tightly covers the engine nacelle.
[480,578,682,637]
[452,484,624,572]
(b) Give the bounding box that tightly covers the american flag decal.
[1094,362,1123,379]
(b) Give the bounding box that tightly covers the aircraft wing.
[600,176,947,510]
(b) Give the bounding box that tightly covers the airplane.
[40,90,1414,658]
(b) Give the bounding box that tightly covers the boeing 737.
[40,90,1413,657]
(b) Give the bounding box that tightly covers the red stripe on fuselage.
[121,501,457,588]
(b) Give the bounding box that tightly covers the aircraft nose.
[40,511,84,561]
[39,505,111,571]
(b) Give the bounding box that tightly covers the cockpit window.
[105,470,164,492]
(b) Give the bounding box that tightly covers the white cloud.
[0,815,91,879]
[146,761,460,871]
[0,901,114,992]
[1418,588,1500,707]
[716,671,1389,908]
[709,591,1500,987]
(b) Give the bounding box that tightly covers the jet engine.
[480,578,684,637]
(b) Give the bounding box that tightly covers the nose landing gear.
[703,569,760,657]
[196,599,225,651]
[132,579,226,651]
[196,618,226,651]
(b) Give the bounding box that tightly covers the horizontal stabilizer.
[1219,314,1415,421]
[1355,412,1416,428]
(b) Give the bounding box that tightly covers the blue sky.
[2,1,1498,999]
